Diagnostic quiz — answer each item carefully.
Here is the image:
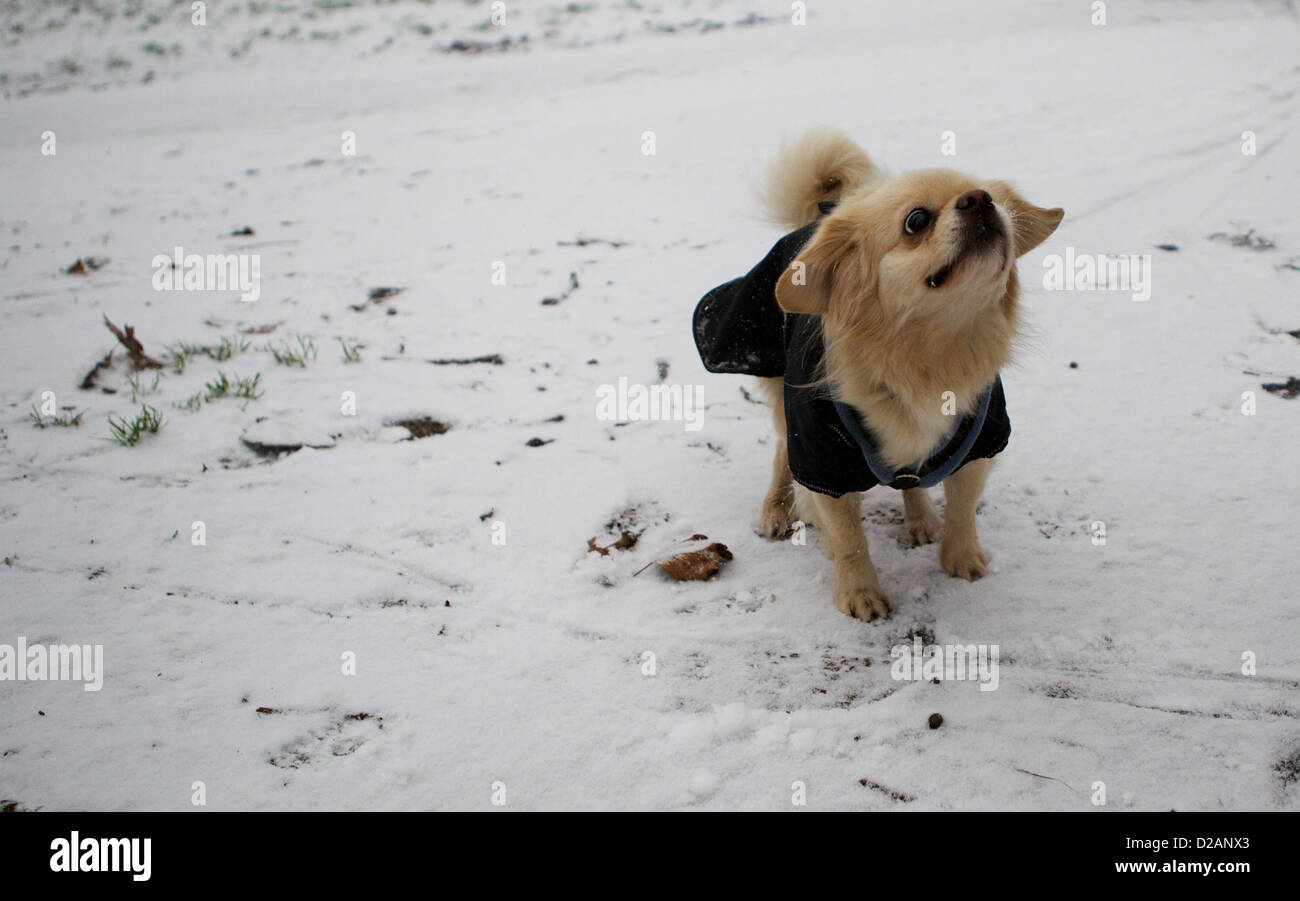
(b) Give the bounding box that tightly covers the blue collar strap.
[832,378,996,490]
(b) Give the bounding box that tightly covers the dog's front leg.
[902,487,941,545]
[939,458,991,580]
[807,490,892,621]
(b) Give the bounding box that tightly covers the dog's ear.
[774,217,860,315]
[987,181,1063,256]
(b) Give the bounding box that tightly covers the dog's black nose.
[955,189,992,212]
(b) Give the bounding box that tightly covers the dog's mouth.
[926,260,956,289]
[925,215,1008,290]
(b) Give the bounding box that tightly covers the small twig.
[79,349,114,390]
[540,271,580,306]
[424,354,504,366]
[858,778,916,803]
[1013,767,1078,794]
[557,236,628,248]
[102,315,164,370]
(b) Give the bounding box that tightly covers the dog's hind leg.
[757,376,797,537]
[902,487,941,545]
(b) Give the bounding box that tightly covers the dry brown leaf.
[79,349,114,390]
[587,530,640,556]
[66,257,108,275]
[102,315,164,370]
[240,321,283,335]
[392,417,450,439]
[651,535,732,581]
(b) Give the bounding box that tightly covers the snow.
[1,0,1298,811]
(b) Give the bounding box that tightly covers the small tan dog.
[693,129,1062,621]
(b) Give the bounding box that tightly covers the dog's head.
[775,169,1062,327]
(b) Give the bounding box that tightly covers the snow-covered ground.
[1,0,1298,811]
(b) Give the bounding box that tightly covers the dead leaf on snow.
[636,533,732,580]
[65,257,109,275]
[102,315,164,370]
[587,530,640,556]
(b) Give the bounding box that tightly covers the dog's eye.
[904,208,931,235]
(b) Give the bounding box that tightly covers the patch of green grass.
[339,338,362,364]
[175,391,203,413]
[168,335,250,372]
[127,371,162,403]
[209,335,251,362]
[30,406,85,429]
[267,334,317,368]
[107,404,164,447]
[203,372,233,401]
[231,372,264,400]
[204,371,263,404]
[542,2,597,25]
[167,342,205,373]
[140,40,182,56]
[204,373,230,401]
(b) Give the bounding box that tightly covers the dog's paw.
[939,541,987,580]
[904,511,942,546]
[834,585,893,621]
[757,496,796,538]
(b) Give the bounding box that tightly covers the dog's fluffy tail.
[761,128,876,231]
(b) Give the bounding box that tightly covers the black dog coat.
[692,210,1010,498]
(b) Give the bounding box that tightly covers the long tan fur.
[750,129,1062,620]
[761,128,878,230]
